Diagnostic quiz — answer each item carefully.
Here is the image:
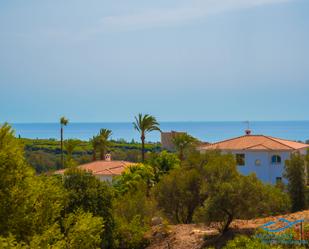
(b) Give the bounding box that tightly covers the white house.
[198,131,309,184]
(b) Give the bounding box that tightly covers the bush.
[154,167,205,224]
[63,168,114,248]
[113,183,155,249]
[222,236,284,249]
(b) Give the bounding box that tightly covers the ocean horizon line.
[6,120,309,124]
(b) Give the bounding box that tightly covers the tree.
[113,164,155,196]
[154,168,205,224]
[172,133,197,161]
[90,135,100,161]
[195,153,290,234]
[147,151,180,182]
[133,114,160,162]
[0,124,66,242]
[60,116,69,167]
[64,139,80,167]
[113,186,154,249]
[284,152,306,212]
[63,168,114,248]
[98,129,112,160]
[63,211,104,249]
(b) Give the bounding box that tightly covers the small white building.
[198,132,309,184]
[55,156,136,182]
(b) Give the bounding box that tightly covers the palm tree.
[133,113,160,162]
[90,135,100,161]
[64,139,80,167]
[172,133,197,161]
[98,128,112,160]
[64,139,80,159]
[60,116,69,167]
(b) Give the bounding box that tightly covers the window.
[255,159,261,166]
[236,154,245,166]
[276,177,282,184]
[271,155,281,164]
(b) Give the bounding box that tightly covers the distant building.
[197,131,309,184]
[161,131,186,151]
[55,155,135,182]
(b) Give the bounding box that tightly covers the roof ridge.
[206,134,265,147]
[262,135,295,149]
[208,135,247,146]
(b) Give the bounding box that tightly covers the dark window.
[236,154,245,166]
[271,155,281,164]
[276,177,282,184]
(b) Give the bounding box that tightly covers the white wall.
[230,150,290,184]
[96,175,114,182]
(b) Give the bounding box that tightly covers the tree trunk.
[61,126,64,167]
[141,134,145,162]
[222,213,233,234]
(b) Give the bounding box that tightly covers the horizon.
[1,0,309,122]
[6,119,309,124]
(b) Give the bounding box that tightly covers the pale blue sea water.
[10,121,309,143]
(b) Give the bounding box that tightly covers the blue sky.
[0,0,308,122]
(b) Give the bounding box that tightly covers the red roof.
[55,160,135,176]
[198,135,309,151]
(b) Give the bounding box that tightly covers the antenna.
[244,121,251,135]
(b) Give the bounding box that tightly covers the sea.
[9,121,309,143]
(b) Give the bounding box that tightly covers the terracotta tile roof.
[55,160,136,176]
[198,135,309,151]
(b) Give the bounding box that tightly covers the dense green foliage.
[63,168,114,248]
[194,152,290,233]
[220,235,306,249]
[172,133,198,161]
[284,153,306,212]
[0,124,106,248]
[0,123,301,248]
[146,150,180,182]
[22,138,160,173]
[154,167,205,223]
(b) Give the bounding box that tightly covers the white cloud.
[99,0,292,31]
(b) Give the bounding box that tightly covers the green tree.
[154,167,205,224]
[98,129,112,160]
[113,164,155,196]
[63,211,104,249]
[63,168,114,248]
[0,124,66,242]
[133,114,160,162]
[60,116,69,167]
[195,153,290,234]
[284,152,306,212]
[147,151,180,182]
[113,186,154,249]
[172,133,197,161]
[90,135,100,161]
[64,139,80,167]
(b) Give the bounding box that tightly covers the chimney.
[245,129,252,135]
[105,153,112,161]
